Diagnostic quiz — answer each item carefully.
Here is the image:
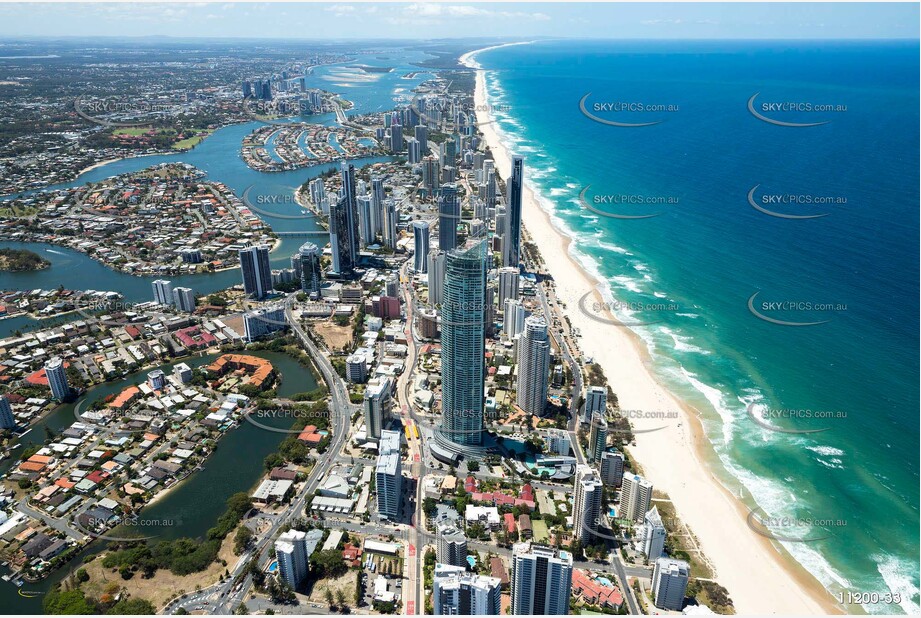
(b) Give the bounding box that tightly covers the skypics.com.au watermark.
[747,291,847,327]
[243,407,333,434]
[579,93,678,127]
[748,185,846,220]
[746,507,844,543]
[74,96,187,128]
[746,402,844,435]
[578,186,679,220]
[578,290,681,327]
[747,93,846,127]
[241,184,323,221]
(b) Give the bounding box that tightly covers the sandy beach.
[462,47,841,615]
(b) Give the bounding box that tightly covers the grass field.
[113,127,153,136]
[532,519,550,543]
[0,205,38,217]
[173,130,212,150]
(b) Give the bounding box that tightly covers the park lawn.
[80,525,241,611]
[173,130,213,150]
[113,127,153,136]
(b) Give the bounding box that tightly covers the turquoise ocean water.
[476,39,919,614]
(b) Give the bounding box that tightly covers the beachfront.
[461,45,840,615]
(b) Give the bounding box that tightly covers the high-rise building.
[44,357,70,401]
[363,378,392,442]
[172,287,195,313]
[516,316,550,416]
[407,137,421,164]
[652,557,690,611]
[413,220,430,273]
[573,465,604,545]
[239,245,273,299]
[438,184,459,252]
[600,450,625,487]
[439,241,487,447]
[336,161,361,269]
[357,195,375,246]
[498,267,520,309]
[376,430,403,519]
[415,124,428,155]
[620,474,654,523]
[422,156,440,192]
[243,306,287,342]
[390,119,403,152]
[275,529,309,589]
[295,242,323,296]
[0,395,16,430]
[583,385,607,423]
[428,250,446,307]
[503,299,527,339]
[370,176,385,236]
[588,412,608,463]
[433,564,501,616]
[640,506,667,563]
[436,525,468,567]
[330,196,353,274]
[151,279,173,306]
[511,543,573,615]
[503,156,523,268]
[382,198,399,250]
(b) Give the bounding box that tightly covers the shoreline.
[465,46,841,615]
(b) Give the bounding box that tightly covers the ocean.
[475,39,919,614]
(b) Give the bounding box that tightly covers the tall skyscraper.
[438,184,459,252]
[422,156,440,192]
[620,473,654,523]
[516,316,550,416]
[413,220,430,273]
[498,267,520,309]
[439,241,487,447]
[275,529,309,589]
[433,564,501,616]
[382,198,399,249]
[428,249,446,308]
[511,543,573,615]
[376,430,403,519]
[588,412,608,463]
[370,176,385,236]
[573,465,604,545]
[44,357,70,401]
[151,279,173,306]
[357,194,375,246]
[652,557,690,611]
[363,378,391,442]
[337,161,360,268]
[415,124,428,155]
[503,299,527,339]
[583,385,607,423]
[640,506,667,563]
[407,137,421,164]
[295,242,323,296]
[436,525,468,568]
[0,395,16,430]
[600,450,625,487]
[330,196,353,274]
[503,156,523,268]
[239,245,273,299]
[172,287,195,313]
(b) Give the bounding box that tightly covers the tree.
[325,589,335,609]
[233,526,254,555]
[312,549,347,579]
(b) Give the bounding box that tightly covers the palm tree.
[325,589,335,609]
[335,589,347,609]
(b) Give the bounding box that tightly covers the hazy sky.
[0,2,917,40]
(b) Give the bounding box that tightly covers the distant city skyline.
[0,2,917,40]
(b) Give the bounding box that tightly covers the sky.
[0,2,917,40]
